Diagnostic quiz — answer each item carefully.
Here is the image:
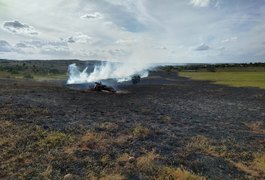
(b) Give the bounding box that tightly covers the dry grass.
[186,135,265,178]
[0,122,209,180]
[0,106,50,118]
[132,124,151,138]
[29,107,50,116]
[114,134,133,145]
[159,115,172,123]
[232,162,260,177]
[117,153,132,165]
[136,151,159,173]
[100,173,125,180]
[134,150,204,179]
[37,132,72,148]
[81,132,96,142]
[0,106,13,116]
[185,135,231,158]
[99,122,119,131]
[141,107,151,114]
[0,120,76,178]
[244,121,265,134]
[186,135,215,154]
[65,131,114,154]
[230,153,265,178]
[253,153,265,172]
[40,165,52,180]
[100,154,111,165]
[157,167,205,180]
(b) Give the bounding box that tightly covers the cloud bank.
[190,0,210,7]
[0,40,12,52]
[2,20,39,35]
[0,0,264,63]
[80,12,103,19]
[195,43,210,51]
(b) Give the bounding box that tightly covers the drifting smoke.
[67,42,162,84]
[67,62,149,84]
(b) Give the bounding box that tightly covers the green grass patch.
[37,132,73,148]
[132,124,151,138]
[180,71,265,89]
[33,74,67,81]
[0,70,67,81]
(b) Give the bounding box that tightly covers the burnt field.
[0,69,265,179]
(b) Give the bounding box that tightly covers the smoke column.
[66,42,163,84]
[67,61,150,84]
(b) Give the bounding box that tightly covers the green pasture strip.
[180,72,265,89]
[0,70,67,81]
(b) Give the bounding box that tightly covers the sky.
[0,0,265,63]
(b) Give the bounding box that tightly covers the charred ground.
[0,60,265,179]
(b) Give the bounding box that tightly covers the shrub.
[132,125,150,138]
[136,151,159,173]
[37,132,72,147]
[245,121,265,134]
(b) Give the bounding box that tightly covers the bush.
[132,125,150,138]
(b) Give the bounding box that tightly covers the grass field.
[0,60,70,81]
[0,71,67,81]
[180,71,265,89]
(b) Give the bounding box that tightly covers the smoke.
[67,61,150,84]
[67,41,162,85]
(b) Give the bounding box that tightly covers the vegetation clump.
[158,167,205,180]
[253,153,265,171]
[132,124,151,138]
[244,121,265,134]
[37,132,73,147]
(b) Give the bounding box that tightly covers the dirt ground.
[0,70,265,179]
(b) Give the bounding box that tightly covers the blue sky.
[0,0,265,63]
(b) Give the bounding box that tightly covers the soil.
[0,70,265,179]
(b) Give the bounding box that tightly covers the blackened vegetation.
[0,60,265,179]
[132,75,141,84]
[94,82,116,93]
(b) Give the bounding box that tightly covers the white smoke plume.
[67,62,149,84]
[66,41,164,85]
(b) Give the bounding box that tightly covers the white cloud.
[15,42,33,48]
[221,37,238,43]
[1,20,39,35]
[216,46,225,50]
[0,40,12,52]
[21,40,67,48]
[194,43,210,51]
[108,48,128,56]
[115,38,137,45]
[0,0,264,63]
[190,0,210,7]
[66,32,92,44]
[40,45,70,56]
[13,40,70,56]
[80,12,103,19]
